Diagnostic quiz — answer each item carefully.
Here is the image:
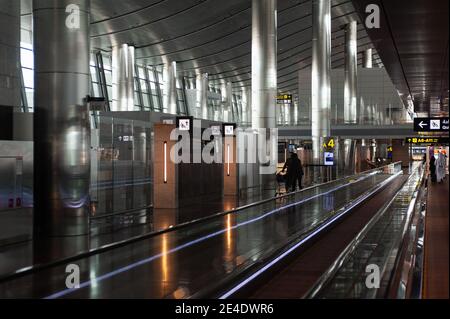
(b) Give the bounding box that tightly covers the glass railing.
[306,162,425,299]
[89,114,153,218]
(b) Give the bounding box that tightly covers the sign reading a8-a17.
[413,117,449,132]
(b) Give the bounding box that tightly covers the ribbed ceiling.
[88,0,382,93]
[21,0,383,95]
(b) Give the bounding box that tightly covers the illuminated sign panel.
[222,123,236,136]
[405,137,449,145]
[413,117,449,132]
[176,116,194,132]
[276,94,293,105]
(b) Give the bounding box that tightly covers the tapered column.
[112,44,135,111]
[163,61,178,115]
[362,48,373,125]
[241,87,251,125]
[363,48,373,68]
[251,0,277,191]
[0,0,20,110]
[251,0,277,130]
[311,0,331,177]
[196,73,208,119]
[226,82,233,122]
[33,0,91,237]
[344,21,358,124]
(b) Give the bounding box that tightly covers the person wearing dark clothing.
[282,152,304,192]
[430,155,437,183]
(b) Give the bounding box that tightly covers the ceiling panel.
[21,0,384,98]
[352,0,449,115]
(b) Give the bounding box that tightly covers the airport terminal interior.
[0,0,448,300]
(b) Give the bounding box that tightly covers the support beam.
[33,0,91,237]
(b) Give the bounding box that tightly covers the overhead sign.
[222,123,236,136]
[277,94,292,105]
[413,117,449,132]
[176,116,194,132]
[322,137,336,151]
[405,137,449,145]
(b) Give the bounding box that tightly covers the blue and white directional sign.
[413,117,449,132]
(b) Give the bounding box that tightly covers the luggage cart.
[275,171,287,196]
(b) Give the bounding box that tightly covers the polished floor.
[0,171,392,298]
[423,175,449,299]
[0,196,239,276]
[0,180,306,277]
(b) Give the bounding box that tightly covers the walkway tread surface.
[423,176,449,299]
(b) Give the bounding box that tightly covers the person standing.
[282,153,304,192]
[436,151,447,183]
[430,155,437,183]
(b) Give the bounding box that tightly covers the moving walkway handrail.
[383,165,427,298]
[0,162,401,283]
[304,163,424,299]
[203,166,404,299]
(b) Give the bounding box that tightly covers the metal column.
[163,61,178,115]
[251,0,277,130]
[344,21,357,124]
[226,82,233,122]
[112,44,135,111]
[311,0,331,182]
[362,48,373,125]
[241,87,251,125]
[33,0,91,237]
[196,73,208,119]
[0,0,21,110]
[363,48,373,68]
[251,0,277,192]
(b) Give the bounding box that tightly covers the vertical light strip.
[227,144,230,176]
[163,141,168,183]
